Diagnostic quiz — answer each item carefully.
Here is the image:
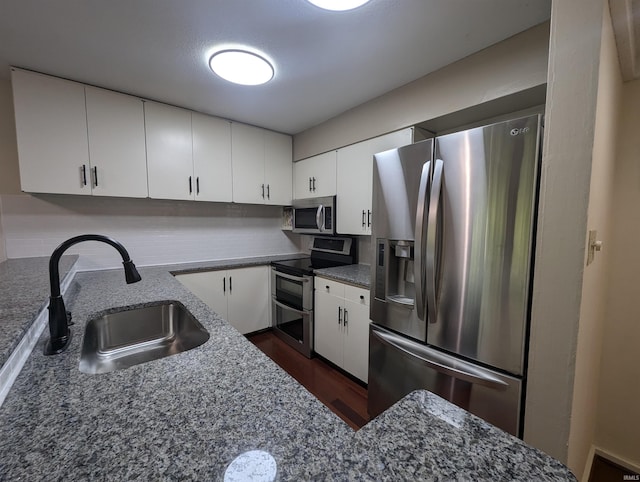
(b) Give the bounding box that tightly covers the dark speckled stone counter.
[314,264,371,288]
[0,255,78,368]
[0,257,575,481]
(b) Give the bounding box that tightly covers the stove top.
[271,257,341,276]
[272,236,358,277]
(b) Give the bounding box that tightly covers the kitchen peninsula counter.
[0,255,78,368]
[0,261,575,480]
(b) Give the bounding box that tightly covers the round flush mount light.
[307,0,371,11]
[209,49,274,86]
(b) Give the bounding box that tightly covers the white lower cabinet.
[175,266,270,335]
[314,277,370,383]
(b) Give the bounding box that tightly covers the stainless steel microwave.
[292,196,335,234]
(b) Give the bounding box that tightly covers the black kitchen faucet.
[45,234,142,355]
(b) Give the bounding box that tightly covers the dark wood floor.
[247,330,370,430]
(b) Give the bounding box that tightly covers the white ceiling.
[0,0,551,135]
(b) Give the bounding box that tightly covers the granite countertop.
[314,264,371,288]
[0,255,78,368]
[0,257,575,481]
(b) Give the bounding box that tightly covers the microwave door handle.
[316,204,325,231]
[414,160,431,321]
[273,298,309,315]
[426,159,443,324]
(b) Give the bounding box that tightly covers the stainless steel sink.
[79,301,209,374]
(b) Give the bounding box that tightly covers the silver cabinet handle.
[309,177,312,192]
[414,160,431,321]
[338,306,342,325]
[93,166,98,187]
[81,164,87,186]
[223,277,226,293]
[267,184,270,199]
[426,159,443,325]
[196,177,200,195]
[189,176,193,194]
[262,183,265,198]
[372,326,508,390]
[229,276,232,292]
[362,210,366,227]
[312,177,316,191]
[367,210,371,227]
[344,308,348,327]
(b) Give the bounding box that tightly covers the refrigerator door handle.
[414,160,431,321]
[372,326,509,391]
[426,159,443,324]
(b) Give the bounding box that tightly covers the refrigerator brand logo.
[510,127,530,136]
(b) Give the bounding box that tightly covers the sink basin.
[79,301,209,374]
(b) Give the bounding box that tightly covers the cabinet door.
[336,141,372,235]
[11,68,90,195]
[314,289,343,367]
[85,87,148,198]
[337,128,413,235]
[227,266,270,334]
[175,270,228,319]
[293,157,313,200]
[264,130,292,205]
[145,101,194,201]
[294,151,337,200]
[231,123,265,204]
[342,289,371,383]
[192,113,232,202]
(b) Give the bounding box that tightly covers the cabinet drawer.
[345,284,369,306]
[315,277,345,298]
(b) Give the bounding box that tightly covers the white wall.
[294,22,550,160]
[524,0,604,466]
[568,3,622,478]
[0,194,300,270]
[594,77,640,472]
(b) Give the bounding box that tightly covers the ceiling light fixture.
[208,49,274,86]
[307,0,371,11]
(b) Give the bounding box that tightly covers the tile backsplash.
[0,194,302,270]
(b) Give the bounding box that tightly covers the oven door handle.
[273,270,311,283]
[272,298,310,315]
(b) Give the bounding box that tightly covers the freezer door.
[368,325,523,436]
[428,115,541,376]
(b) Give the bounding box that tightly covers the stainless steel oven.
[292,196,335,234]
[271,269,314,357]
[271,236,356,358]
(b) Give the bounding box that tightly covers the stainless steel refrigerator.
[368,114,542,436]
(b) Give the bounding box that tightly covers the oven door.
[272,298,314,358]
[271,269,313,311]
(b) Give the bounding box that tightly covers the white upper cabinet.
[336,128,414,235]
[145,101,194,201]
[232,123,267,204]
[293,151,337,200]
[264,130,293,205]
[11,68,90,195]
[232,123,293,205]
[192,113,232,203]
[85,86,147,198]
